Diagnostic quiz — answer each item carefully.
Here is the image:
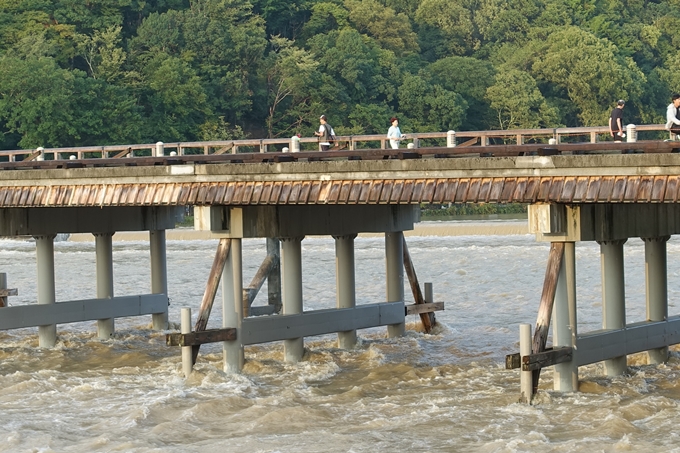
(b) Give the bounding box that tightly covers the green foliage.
[421,203,528,217]
[0,0,678,149]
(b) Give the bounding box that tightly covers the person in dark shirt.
[609,100,625,141]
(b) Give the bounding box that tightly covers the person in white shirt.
[387,117,406,149]
[314,114,335,151]
[665,94,680,140]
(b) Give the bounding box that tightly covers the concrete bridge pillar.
[599,239,627,376]
[95,233,114,339]
[553,242,578,391]
[223,238,244,373]
[385,232,405,337]
[282,236,305,362]
[335,234,357,349]
[149,230,168,330]
[35,234,57,347]
[643,236,669,364]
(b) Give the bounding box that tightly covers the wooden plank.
[166,328,237,347]
[243,253,276,310]
[405,302,444,316]
[192,238,231,363]
[505,353,521,370]
[522,347,573,371]
[111,148,132,158]
[531,242,564,394]
[402,237,434,332]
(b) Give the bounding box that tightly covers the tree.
[531,26,645,126]
[345,0,419,57]
[264,36,319,137]
[486,68,559,129]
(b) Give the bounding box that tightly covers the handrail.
[0,124,669,162]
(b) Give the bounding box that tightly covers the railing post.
[626,124,637,143]
[447,130,456,148]
[155,141,164,157]
[290,135,300,153]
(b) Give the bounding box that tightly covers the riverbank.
[67,220,529,242]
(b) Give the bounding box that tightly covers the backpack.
[323,124,337,143]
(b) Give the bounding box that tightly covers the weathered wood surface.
[0,289,18,297]
[405,302,444,316]
[522,347,573,371]
[167,328,237,347]
[402,237,435,333]
[506,353,521,370]
[242,253,276,313]
[531,242,565,393]
[192,238,231,364]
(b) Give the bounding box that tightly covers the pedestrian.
[609,99,626,141]
[387,117,406,149]
[314,115,335,151]
[665,93,680,140]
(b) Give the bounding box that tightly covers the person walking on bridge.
[387,117,407,149]
[665,93,680,140]
[314,115,335,151]
[609,99,626,141]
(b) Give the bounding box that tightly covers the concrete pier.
[553,242,578,392]
[36,235,57,347]
[95,232,114,339]
[600,240,627,376]
[386,232,405,338]
[282,237,305,362]
[644,237,669,364]
[335,234,357,349]
[150,230,168,330]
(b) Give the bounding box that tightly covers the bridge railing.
[0,124,670,162]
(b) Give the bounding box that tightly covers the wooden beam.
[522,347,573,371]
[242,253,276,312]
[402,237,434,332]
[531,242,564,393]
[167,328,237,347]
[505,347,573,371]
[506,353,521,370]
[213,143,234,155]
[458,137,479,147]
[112,147,132,158]
[405,302,444,316]
[0,288,18,298]
[192,238,231,364]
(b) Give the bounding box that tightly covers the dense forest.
[0,0,678,150]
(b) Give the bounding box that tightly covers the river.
[1,221,679,452]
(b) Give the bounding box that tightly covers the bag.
[323,124,336,143]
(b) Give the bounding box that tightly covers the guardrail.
[0,124,670,162]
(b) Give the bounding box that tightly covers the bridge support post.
[266,238,282,313]
[644,236,669,364]
[553,242,578,391]
[181,308,193,377]
[282,237,304,362]
[386,232,405,337]
[599,239,627,376]
[223,238,244,373]
[150,230,168,330]
[36,235,57,347]
[95,233,114,339]
[519,323,533,403]
[335,234,357,349]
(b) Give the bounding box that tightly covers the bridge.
[2,124,680,403]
